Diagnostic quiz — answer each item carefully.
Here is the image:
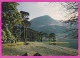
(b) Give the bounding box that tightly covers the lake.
[50,39,78,49]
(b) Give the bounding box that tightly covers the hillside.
[30,15,66,34]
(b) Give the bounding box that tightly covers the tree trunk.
[25,28,27,42]
[15,40,17,43]
[41,36,42,42]
[49,38,51,44]
[24,24,26,43]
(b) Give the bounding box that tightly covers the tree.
[2,2,22,30]
[49,33,56,42]
[20,11,31,43]
[39,32,43,42]
[2,2,22,43]
[61,2,78,39]
[43,33,47,41]
[12,25,22,43]
[6,27,15,43]
[2,29,7,43]
[61,2,78,24]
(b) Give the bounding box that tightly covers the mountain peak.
[30,15,55,22]
[30,15,51,21]
[30,15,58,28]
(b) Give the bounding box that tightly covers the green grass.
[44,42,69,43]
[2,42,25,47]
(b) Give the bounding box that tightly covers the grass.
[44,42,69,43]
[2,42,25,47]
[2,42,78,56]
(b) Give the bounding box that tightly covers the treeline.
[27,28,56,42]
[19,26,56,42]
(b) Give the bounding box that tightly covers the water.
[51,39,78,49]
[56,39,78,49]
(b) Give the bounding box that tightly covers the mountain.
[30,15,66,34]
[30,15,58,27]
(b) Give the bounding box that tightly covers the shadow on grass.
[22,53,42,56]
[24,43,29,45]
[22,53,28,56]
[34,53,42,56]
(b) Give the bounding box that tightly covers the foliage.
[49,33,56,42]
[12,26,22,42]
[20,28,48,42]
[2,29,7,43]
[6,27,15,43]
[60,2,78,39]
[2,2,22,30]
[27,29,56,42]
[62,2,78,24]
[27,28,40,41]
[2,2,22,43]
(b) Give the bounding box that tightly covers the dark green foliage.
[2,30,7,43]
[12,26,22,42]
[49,33,56,42]
[39,32,43,42]
[2,2,22,30]
[2,2,22,43]
[6,27,15,43]
[20,28,47,42]
[2,27,15,43]
[20,11,29,18]
[27,28,41,41]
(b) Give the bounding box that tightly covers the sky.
[17,2,70,21]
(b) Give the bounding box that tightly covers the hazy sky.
[17,2,69,21]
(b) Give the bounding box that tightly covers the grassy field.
[2,42,78,56]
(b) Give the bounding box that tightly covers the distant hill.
[30,15,67,34]
[30,15,58,27]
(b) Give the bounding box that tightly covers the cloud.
[17,2,69,21]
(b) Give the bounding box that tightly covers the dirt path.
[2,42,78,56]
